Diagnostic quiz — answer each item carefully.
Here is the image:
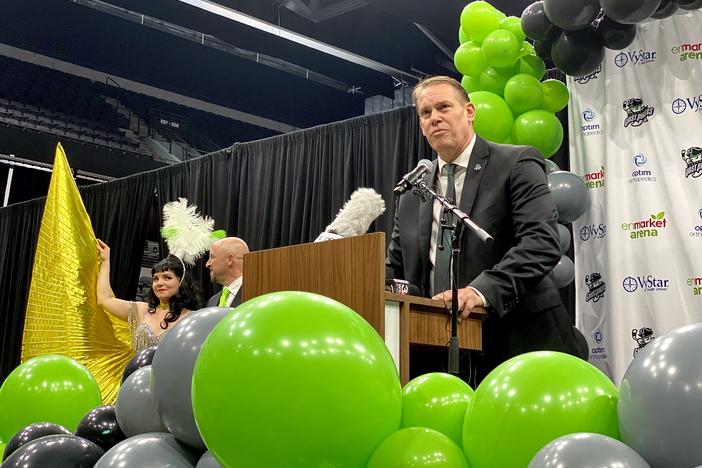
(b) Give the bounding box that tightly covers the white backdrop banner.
[569,10,702,383]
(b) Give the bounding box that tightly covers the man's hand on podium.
[432,286,485,322]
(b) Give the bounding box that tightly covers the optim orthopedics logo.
[630,153,655,183]
[580,108,602,136]
[582,109,595,121]
[633,153,646,167]
[682,147,702,178]
[624,98,654,127]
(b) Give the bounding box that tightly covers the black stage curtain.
[0,105,574,382]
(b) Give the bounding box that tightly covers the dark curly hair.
[144,256,202,329]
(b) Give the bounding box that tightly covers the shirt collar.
[226,276,243,292]
[438,133,476,173]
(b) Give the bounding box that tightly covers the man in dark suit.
[205,237,249,308]
[386,76,587,379]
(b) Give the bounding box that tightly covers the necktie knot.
[444,163,456,176]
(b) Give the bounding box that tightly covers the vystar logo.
[614,49,657,68]
[582,166,605,189]
[671,95,702,115]
[671,42,702,61]
[629,153,656,183]
[622,275,670,293]
[621,211,668,239]
[579,223,606,241]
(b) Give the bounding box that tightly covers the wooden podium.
[242,232,486,384]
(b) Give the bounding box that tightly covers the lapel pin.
[474,164,482,171]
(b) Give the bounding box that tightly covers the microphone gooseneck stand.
[410,178,493,376]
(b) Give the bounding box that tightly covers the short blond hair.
[412,76,470,108]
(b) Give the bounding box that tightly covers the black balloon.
[652,0,679,17]
[121,344,158,383]
[674,0,702,9]
[596,16,637,50]
[544,0,601,30]
[551,28,605,76]
[600,0,663,24]
[1,435,104,468]
[75,405,126,451]
[534,39,555,66]
[2,422,72,461]
[521,1,561,42]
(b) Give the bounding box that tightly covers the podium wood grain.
[242,232,386,334]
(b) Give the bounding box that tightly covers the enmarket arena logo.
[629,153,656,183]
[621,211,668,239]
[614,49,657,68]
[574,64,602,85]
[582,166,605,189]
[682,147,702,178]
[623,98,655,127]
[671,42,702,62]
[689,275,702,296]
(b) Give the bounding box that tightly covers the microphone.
[314,188,386,242]
[393,159,433,195]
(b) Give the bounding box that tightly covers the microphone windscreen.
[325,188,386,237]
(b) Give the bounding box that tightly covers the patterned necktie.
[433,163,456,295]
[218,287,231,307]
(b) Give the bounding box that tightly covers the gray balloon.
[600,0,662,24]
[549,255,574,288]
[152,307,232,449]
[115,365,167,437]
[544,158,560,174]
[557,224,571,254]
[548,170,590,223]
[196,451,223,468]
[94,432,199,468]
[619,323,702,468]
[544,0,601,30]
[529,432,650,467]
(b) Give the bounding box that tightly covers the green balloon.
[504,73,543,115]
[367,427,469,468]
[460,1,500,43]
[500,16,526,42]
[458,26,469,45]
[493,9,507,22]
[481,29,521,68]
[401,373,475,446]
[463,352,619,468]
[541,79,570,113]
[454,41,488,78]
[0,355,101,441]
[512,109,564,157]
[192,292,402,467]
[478,66,513,97]
[520,41,536,57]
[513,54,546,80]
[470,91,514,143]
[461,75,481,93]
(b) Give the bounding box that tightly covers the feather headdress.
[160,198,225,266]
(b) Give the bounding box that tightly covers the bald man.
[205,237,249,308]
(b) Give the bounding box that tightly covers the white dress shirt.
[429,134,489,307]
[222,276,243,307]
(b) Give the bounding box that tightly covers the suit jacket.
[206,287,242,308]
[386,136,584,363]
